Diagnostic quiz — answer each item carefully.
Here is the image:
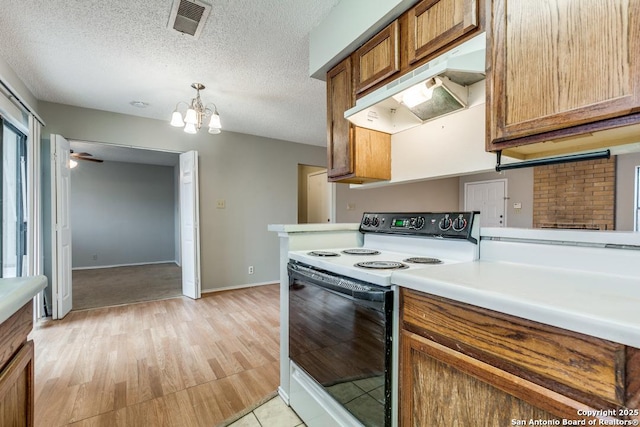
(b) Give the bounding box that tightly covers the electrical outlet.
[248,266,254,275]
[216,199,226,209]
[347,203,356,210]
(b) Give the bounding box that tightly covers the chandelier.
[170,83,222,134]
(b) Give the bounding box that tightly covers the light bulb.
[184,123,197,134]
[69,159,78,169]
[401,82,434,108]
[184,108,198,125]
[208,112,221,129]
[208,127,221,134]
[170,111,184,127]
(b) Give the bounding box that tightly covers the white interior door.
[51,134,72,319]
[307,171,331,223]
[180,151,201,299]
[464,179,507,227]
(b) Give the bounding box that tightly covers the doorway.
[48,136,201,318]
[298,164,334,224]
[464,179,507,227]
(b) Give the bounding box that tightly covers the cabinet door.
[407,0,479,64]
[351,127,391,182]
[0,341,34,427]
[488,0,640,146]
[354,20,399,94]
[327,57,354,178]
[400,331,605,426]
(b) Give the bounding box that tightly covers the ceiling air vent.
[167,0,211,39]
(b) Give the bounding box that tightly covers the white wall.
[70,160,176,268]
[309,0,418,79]
[0,55,39,117]
[39,102,326,291]
[336,178,460,223]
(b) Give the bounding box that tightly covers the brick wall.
[533,157,616,230]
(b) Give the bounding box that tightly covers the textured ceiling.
[0,0,340,146]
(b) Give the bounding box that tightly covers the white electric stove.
[286,211,479,427]
[289,211,480,286]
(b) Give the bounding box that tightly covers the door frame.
[49,140,202,318]
[463,178,508,227]
[306,170,334,223]
[298,166,336,224]
[635,166,640,231]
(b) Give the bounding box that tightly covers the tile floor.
[226,395,306,427]
[227,375,385,427]
[327,375,385,426]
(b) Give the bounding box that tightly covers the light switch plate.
[216,199,226,209]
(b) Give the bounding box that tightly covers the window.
[1,118,28,277]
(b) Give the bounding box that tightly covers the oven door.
[288,261,393,427]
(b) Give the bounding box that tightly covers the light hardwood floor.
[30,285,280,426]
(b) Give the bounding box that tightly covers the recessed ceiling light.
[130,101,149,108]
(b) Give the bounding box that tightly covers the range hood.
[345,32,486,134]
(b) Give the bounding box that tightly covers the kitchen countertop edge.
[0,275,47,324]
[268,223,360,233]
[392,261,640,349]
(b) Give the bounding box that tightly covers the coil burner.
[308,251,340,257]
[354,261,408,270]
[404,257,442,264]
[342,249,381,255]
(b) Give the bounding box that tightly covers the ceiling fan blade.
[72,152,93,157]
[78,157,104,163]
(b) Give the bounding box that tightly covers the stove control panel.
[360,212,478,241]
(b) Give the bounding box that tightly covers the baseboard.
[201,280,277,294]
[72,260,179,271]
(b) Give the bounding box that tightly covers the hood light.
[400,78,440,108]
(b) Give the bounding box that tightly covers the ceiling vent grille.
[167,0,211,39]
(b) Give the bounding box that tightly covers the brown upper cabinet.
[487,0,640,157]
[407,0,479,65]
[354,21,400,94]
[326,57,354,179]
[326,57,392,184]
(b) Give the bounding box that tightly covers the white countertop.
[482,227,640,246]
[268,223,360,233]
[0,275,47,324]
[393,261,640,348]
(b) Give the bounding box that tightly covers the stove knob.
[414,216,425,230]
[452,215,467,231]
[363,217,371,226]
[372,217,380,227]
[438,215,452,231]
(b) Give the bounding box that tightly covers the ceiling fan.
[70,150,103,163]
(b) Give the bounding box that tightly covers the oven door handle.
[287,262,388,303]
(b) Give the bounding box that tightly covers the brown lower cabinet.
[399,288,640,426]
[401,331,559,425]
[0,303,35,427]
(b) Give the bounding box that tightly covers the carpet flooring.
[72,263,182,310]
